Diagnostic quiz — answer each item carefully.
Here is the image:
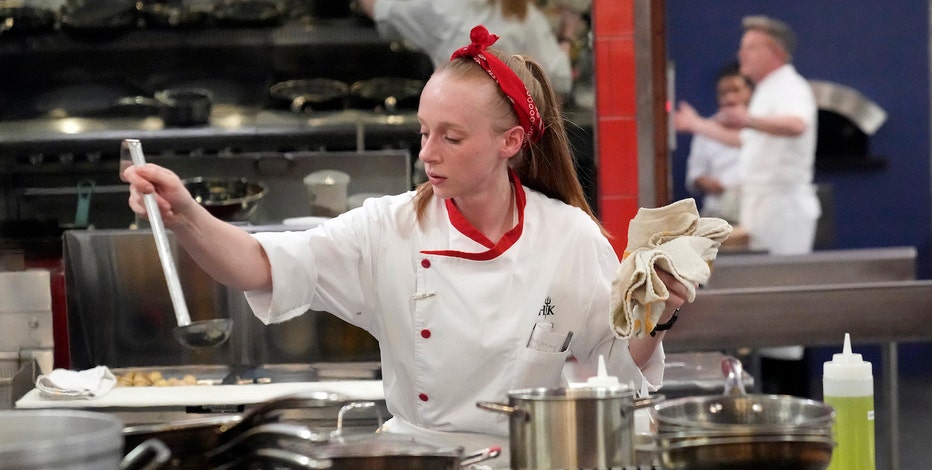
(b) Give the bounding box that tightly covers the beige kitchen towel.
[36,366,117,400]
[611,198,732,338]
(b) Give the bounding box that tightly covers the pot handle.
[209,422,329,459]
[120,438,171,470]
[251,448,333,469]
[332,400,384,437]
[460,446,502,467]
[475,401,530,422]
[634,395,665,409]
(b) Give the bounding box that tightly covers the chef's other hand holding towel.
[611,198,732,338]
[36,366,117,399]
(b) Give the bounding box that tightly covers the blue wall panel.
[667,1,931,277]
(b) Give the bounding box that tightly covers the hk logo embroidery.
[538,297,555,316]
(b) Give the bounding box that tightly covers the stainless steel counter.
[707,246,917,289]
[0,107,420,157]
[665,280,932,352]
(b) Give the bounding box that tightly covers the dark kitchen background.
[0,0,598,249]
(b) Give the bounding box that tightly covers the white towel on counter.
[611,198,732,338]
[36,366,117,399]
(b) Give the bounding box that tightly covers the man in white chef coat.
[720,14,820,256]
[719,15,820,396]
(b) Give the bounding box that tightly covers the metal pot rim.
[0,410,123,461]
[654,394,834,418]
[507,386,637,400]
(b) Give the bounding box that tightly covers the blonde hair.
[413,49,607,237]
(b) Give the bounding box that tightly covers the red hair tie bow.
[451,25,545,146]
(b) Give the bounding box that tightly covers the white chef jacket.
[372,0,573,94]
[739,64,820,256]
[684,131,742,222]
[244,181,664,454]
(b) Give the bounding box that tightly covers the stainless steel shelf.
[0,18,383,55]
[666,280,932,352]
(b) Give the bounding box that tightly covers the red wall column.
[592,0,638,256]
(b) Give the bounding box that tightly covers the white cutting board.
[15,380,384,409]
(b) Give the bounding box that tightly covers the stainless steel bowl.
[654,394,835,432]
[182,177,266,222]
[649,394,835,470]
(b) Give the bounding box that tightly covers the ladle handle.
[123,139,192,327]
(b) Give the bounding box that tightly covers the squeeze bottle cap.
[823,333,872,381]
[586,355,621,388]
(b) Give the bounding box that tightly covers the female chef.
[123,25,687,459]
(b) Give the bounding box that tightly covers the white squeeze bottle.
[823,333,876,470]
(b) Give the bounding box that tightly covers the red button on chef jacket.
[418,393,429,401]
[421,329,431,338]
[421,259,431,268]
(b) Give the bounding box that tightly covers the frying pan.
[21,81,144,119]
[137,2,208,29]
[113,88,213,126]
[269,78,349,113]
[60,0,138,39]
[0,5,58,36]
[210,0,282,27]
[122,391,346,468]
[349,77,425,112]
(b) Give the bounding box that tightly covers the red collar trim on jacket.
[420,170,526,261]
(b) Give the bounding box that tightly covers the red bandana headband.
[450,25,546,145]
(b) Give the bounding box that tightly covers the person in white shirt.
[718,15,820,397]
[123,25,688,465]
[675,62,753,225]
[720,15,820,256]
[357,0,575,95]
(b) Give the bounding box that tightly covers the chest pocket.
[510,346,570,390]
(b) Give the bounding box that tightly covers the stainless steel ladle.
[122,139,233,350]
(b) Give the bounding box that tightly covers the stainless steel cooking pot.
[477,386,648,470]
[0,409,169,470]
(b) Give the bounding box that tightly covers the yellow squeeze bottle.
[823,333,876,470]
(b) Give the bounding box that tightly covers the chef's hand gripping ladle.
[122,139,233,349]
